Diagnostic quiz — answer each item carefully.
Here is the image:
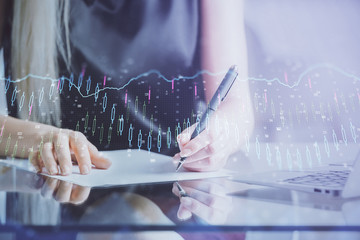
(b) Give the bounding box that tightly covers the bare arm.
[0,115,54,158]
[0,115,111,175]
[201,0,248,76]
[201,0,253,129]
[174,0,254,171]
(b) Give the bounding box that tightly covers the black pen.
[175,65,238,172]
[175,181,189,197]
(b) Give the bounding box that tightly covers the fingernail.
[33,165,40,173]
[49,166,58,175]
[181,197,192,207]
[180,148,192,157]
[172,159,179,166]
[81,165,90,175]
[178,208,192,221]
[61,166,70,175]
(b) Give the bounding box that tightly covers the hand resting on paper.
[39,177,91,205]
[0,166,91,205]
[0,115,111,176]
[29,127,111,176]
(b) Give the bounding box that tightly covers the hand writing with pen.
[172,180,232,224]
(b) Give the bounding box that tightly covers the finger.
[172,153,181,162]
[28,173,46,190]
[178,141,225,164]
[29,148,42,173]
[54,181,73,203]
[70,185,91,205]
[180,197,227,224]
[178,128,217,158]
[87,142,112,169]
[172,183,229,210]
[178,186,231,211]
[172,185,193,220]
[177,180,227,196]
[177,124,197,150]
[40,142,58,175]
[41,178,59,199]
[183,151,229,172]
[173,123,214,161]
[69,132,91,175]
[54,132,72,175]
[177,203,192,221]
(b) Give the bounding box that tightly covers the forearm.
[0,115,56,158]
[201,0,248,79]
[201,0,254,139]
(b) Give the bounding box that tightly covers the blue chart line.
[2,63,360,98]
[2,69,226,99]
[247,63,360,88]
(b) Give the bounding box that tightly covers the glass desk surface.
[0,146,359,240]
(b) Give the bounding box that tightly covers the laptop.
[230,150,360,198]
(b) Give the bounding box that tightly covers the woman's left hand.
[40,177,91,205]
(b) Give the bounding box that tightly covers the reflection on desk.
[0,152,359,240]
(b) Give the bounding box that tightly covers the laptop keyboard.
[283,170,351,188]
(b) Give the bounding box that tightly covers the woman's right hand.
[29,126,111,176]
[172,179,232,224]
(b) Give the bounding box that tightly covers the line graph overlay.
[2,63,360,98]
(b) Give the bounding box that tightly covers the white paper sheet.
[0,149,230,187]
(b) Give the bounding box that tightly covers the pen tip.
[176,157,186,172]
[175,162,182,172]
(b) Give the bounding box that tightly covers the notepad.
[0,149,231,187]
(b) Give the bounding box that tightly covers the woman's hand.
[0,165,91,204]
[173,104,249,172]
[0,116,111,176]
[173,123,228,172]
[187,0,253,172]
[30,127,111,176]
[172,180,232,224]
[40,177,91,205]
